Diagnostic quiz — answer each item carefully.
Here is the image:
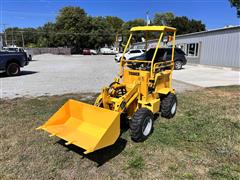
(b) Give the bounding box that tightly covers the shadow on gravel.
[57,138,127,167]
[0,70,38,78]
[21,70,38,76]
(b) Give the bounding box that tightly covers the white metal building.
[133,26,240,68]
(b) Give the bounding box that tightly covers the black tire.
[6,63,20,76]
[160,93,177,119]
[28,55,32,61]
[129,108,154,142]
[174,60,182,70]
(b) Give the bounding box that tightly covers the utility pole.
[20,31,25,47]
[11,28,14,46]
[146,11,150,26]
[2,24,7,46]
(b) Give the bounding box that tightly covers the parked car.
[83,48,98,55]
[0,51,29,76]
[90,49,98,55]
[2,47,33,61]
[115,49,145,62]
[128,48,187,70]
[83,48,91,55]
[100,47,118,55]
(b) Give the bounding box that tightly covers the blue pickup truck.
[0,51,29,76]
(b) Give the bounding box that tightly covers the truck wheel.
[174,60,182,70]
[6,63,20,76]
[130,108,154,142]
[28,55,32,61]
[160,93,177,119]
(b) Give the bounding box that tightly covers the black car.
[129,48,187,70]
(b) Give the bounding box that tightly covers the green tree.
[37,22,57,47]
[122,18,146,43]
[123,18,146,30]
[4,27,39,47]
[55,6,90,50]
[4,6,207,50]
[170,16,205,35]
[189,19,206,33]
[153,12,174,25]
[152,13,205,35]
[22,28,39,47]
[229,0,240,17]
[87,16,115,49]
[105,16,124,33]
[5,27,21,46]
[36,7,118,50]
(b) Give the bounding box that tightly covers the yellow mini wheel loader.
[37,26,178,154]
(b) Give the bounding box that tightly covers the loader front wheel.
[130,108,154,142]
[160,93,177,119]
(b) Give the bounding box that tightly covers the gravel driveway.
[0,54,198,99]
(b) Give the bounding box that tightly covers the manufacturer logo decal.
[129,72,139,76]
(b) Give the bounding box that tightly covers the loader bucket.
[37,99,121,154]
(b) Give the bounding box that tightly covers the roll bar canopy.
[130,26,176,33]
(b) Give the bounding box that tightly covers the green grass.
[0,86,239,179]
[127,153,144,170]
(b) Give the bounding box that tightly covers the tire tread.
[160,93,177,119]
[130,108,154,142]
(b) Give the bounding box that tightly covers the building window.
[177,42,200,57]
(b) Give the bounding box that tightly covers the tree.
[87,16,115,49]
[189,19,205,33]
[34,7,119,50]
[123,18,146,30]
[3,6,207,49]
[153,12,174,26]
[105,16,124,33]
[229,0,240,17]
[152,13,205,35]
[55,6,90,50]
[5,27,22,46]
[170,16,205,35]
[4,27,39,47]
[37,22,57,47]
[122,18,146,43]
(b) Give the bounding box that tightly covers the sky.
[0,0,239,32]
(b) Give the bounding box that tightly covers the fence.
[27,47,71,55]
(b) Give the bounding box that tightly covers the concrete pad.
[173,65,240,87]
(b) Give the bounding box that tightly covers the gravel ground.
[0,54,199,99]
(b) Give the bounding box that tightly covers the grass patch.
[0,86,239,179]
[127,153,144,170]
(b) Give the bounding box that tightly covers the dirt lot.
[0,86,239,179]
[0,54,199,99]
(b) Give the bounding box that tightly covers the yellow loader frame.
[37,26,177,154]
[95,26,176,114]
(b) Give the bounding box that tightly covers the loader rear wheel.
[160,93,177,119]
[130,108,154,142]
